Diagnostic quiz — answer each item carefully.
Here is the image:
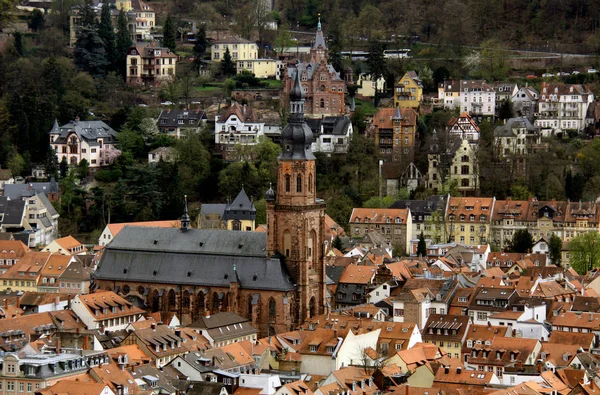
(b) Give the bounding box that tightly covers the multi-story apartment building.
[391,195,449,243]
[49,119,118,168]
[356,73,386,98]
[70,290,145,332]
[211,37,258,62]
[0,252,51,292]
[422,314,470,359]
[349,208,412,253]
[126,42,177,87]
[493,117,541,157]
[468,287,518,325]
[157,109,207,139]
[428,137,479,196]
[214,103,265,161]
[491,198,600,249]
[535,82,594,135]
[446,197,495,244]
[493,82,518,111]
[439,80,496,122]
[0,350,108,393]
[372,107,418,164]
[393,71,423,109]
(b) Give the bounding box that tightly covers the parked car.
[526,75,537,79]
[161,101,174,105]
[542,73,554,78]
[588,69,598,74]
[572,70,580,75]
[557,72,570,77]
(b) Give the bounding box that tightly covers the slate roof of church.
[223,188,256,221]
[94,227,296,291]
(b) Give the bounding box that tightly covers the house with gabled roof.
[0,240,29,274]
[126,42,177,87]
[394,71,423,109]
[0,251,52,292]
[157,108,208,139]
[50,119,118,168]
[37,254,73,293]
[349,208,412,253]
[41,235,85,255]
[536,82,594,135]
[214,103,266,161]
[188,311,259,347]
[447,112,480,143]
[97,219,180,247]
[512,86,539,120]
[422,314,470,359]
[71,290,146,332]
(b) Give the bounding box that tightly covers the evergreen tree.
[332,235,344,252]
[221,47,235,76]
[193,25,208,70]
[507,229,534,253]
[367,39,385,79]
[74,26,108,78]
[115,9,132,75]
[417,231,427,257]
[98,2,116,68]
[13,32,23,56]
[162,14,177,52]
[29,9,45,32]
[79,0,97,29]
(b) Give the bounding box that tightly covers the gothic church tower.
[266,68,326,325]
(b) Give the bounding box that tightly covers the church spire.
[281,67,315,160]
[313,13,327,50]
[181,195,191,232]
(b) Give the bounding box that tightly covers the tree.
[332,235,343,251]
[79,0,97,29]
[193,25,208,69]
[570,232,600,274]
[7,150,24,177]
[115,9,132,74]
[13,32,23,56]
[417,231,427,257]
[0,0,16,30]
[274,23,293,55]
[507,229,534,253]
[366,39,385,80]
[548,233,562,266]
[139,117,159,144]
[220,47,236,76]
[29,9,45,32]
[162,14,177,52]
[44,147,59,178]
[77,158,89,180]
[74,27,108,78]
[59,157,69,178]
[98,2,116,68]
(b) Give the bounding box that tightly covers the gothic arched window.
[296,175,302,193]
[308,174,313,193]
[285,174,291,192]
[269,298,276,321]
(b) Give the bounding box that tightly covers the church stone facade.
[92,70,326,336]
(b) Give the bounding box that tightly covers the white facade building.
[535,82,594,135]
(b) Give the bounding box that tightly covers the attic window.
[224,273,229,279]
[253,275,257,281]
[199,242,204,247]
[153,270,158,276]
[153,240,159,245]
[187,271,192,277]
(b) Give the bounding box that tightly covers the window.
[296,175,302,193]
[285,175,290,192]
[394,308,404,316]
[476,312,487,321]
[27,383,32,392]
[19,383,24,392]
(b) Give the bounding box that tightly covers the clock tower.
[265,67,326,325]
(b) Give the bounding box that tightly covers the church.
[92,70,327,336]
[283,18,345,116]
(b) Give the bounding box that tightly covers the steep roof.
[95,227,296,291]
[223,187,256,221]
[3,178,59,199]
[0,197,26,227]
[372,108,418,130]
[50,120,118,145]
[158,109,207,128]
[338,265,376,285]
[350,208,410,224]
[54,235,83,251]
[106,220,181,238]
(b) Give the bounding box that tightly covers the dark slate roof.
[318,116,352,136]
[200,204,227,217]
[0,197,25,227]
[334,283,367,306]
[288,62,342,81]
[158,109,207,128]
[37,193,58,218]
[94,227,296,291]
[326,266,346,284]
[188,311,249,330]
[494,117,537,137]
[391,195,448,223]
[49,120,117,145]
[223,188,256,221]
[4,178,58,200]
[12,232,30,245]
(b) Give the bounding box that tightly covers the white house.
[70,290,146,331]
[459,80,496,122]
[41,235,85,255]
[49,119,119,168]
[157,109,207,139]
[535,82,594,135]
[306,116,353,154]
[148,147,176,165]
[214,103,266,161]
[98,220,180,247]
[512,86,539,120]
[493,117,541,158]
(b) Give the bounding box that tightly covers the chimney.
[205,310,211,319]
[4,299,7,310]
[83,335,89,350]
[175,329,181,337]
[56,337,61,354]
[16,296,20,309]
[151,322,156,330]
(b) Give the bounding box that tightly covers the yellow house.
[212,38,258,62]
[394,71,423,109]
[446,197,495,245]
[224,187,256,231]
[237,59,281,79]
[0,251,51,292]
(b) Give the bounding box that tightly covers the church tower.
[310,15,328,64]
[266,67,326,325]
